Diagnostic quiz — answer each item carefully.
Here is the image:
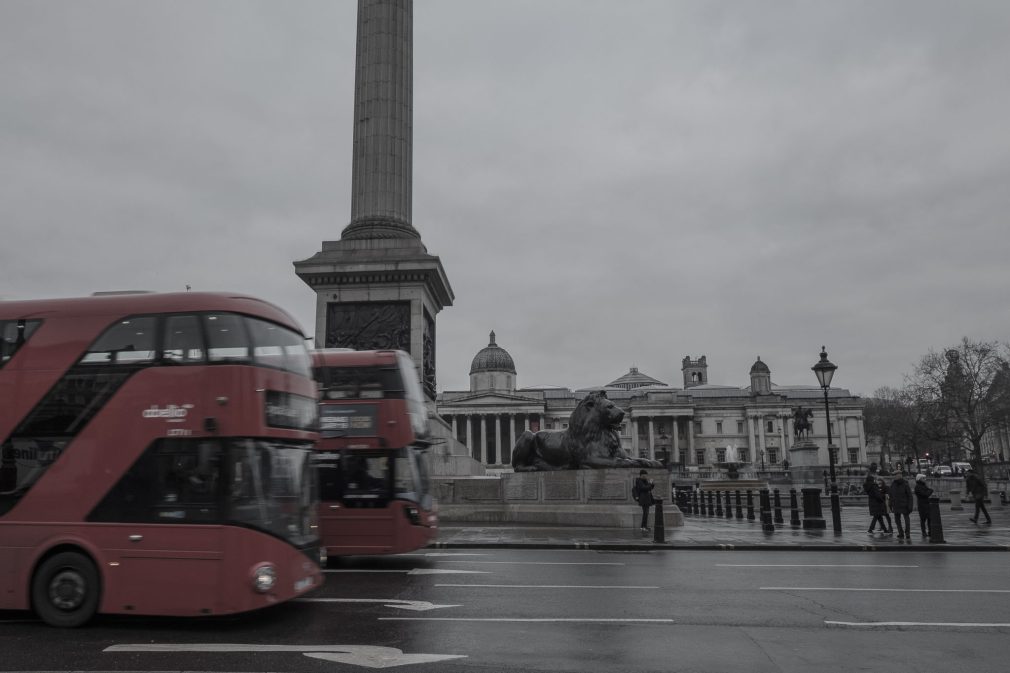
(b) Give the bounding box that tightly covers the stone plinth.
[789,440,827,485]
[434,469,684,528]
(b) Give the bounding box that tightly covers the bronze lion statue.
[511,391,664,471]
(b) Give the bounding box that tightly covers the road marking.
[379,617,675,623]
[402,552,488,557]
[718,564,919,568]
[296,598,460,611]
[105,644,466,669]
[762,587,1010,593]
[435,584,658,589]
[324,568,489,575]
[437,560,624,566]
[827,620,1010,628]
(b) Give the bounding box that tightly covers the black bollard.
[725,491,733,519]
[735,490,743,519]
[801,487,826,529]
[746,490,755,520]
[692,488,700,515]
[773,489,784,524]
[653,499,666,543]
[707,491,714,516]
[928,496,946,544]
[715,490,724,517]
[760,488,775,533]
[789,488,801,528]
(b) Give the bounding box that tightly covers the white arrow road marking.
[324,568,489,575]
[439,560,624,565]
[435,584,658,589]
[296,597,461,611]
[763,587,1010,593]
[380,617,675,623]
[402,552,488,556]
[827,621,1010,628]
[105,644,466,669]
[718,564,919,568]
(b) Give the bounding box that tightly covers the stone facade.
[437,339,867,472]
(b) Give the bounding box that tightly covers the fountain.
[716,445,748,479]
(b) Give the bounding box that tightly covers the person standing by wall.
[633,469,655,533]
[889,471,913,539]
[878,478,895,536]
[914,474,934,538]
[965,467,992,524]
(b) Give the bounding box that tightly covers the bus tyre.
[31,552,100,628]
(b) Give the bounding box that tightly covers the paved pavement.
[433,502,1010,551]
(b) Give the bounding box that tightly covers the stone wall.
[434,468,684,528]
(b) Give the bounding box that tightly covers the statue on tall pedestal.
[511,391,663,471]
[792,406,814,440]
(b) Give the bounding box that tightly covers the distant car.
[933,465,952,477]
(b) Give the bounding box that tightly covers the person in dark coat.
[878,478,895,535]
[914,474,934,537]
[864,467,890,534]
[889,472,914,539]
[965,467,992,524]
[633,469,655,532]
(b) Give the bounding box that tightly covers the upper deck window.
[0,319,42,368]
[162,314,206,364]
[80,317,157,364]
[247,317,312,378]
[204,313,251,363]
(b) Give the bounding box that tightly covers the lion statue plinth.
[510,391,663,471]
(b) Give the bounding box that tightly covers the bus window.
[393,451,416,501]
[316,453,342,501]
[162,314,206,364]
[342,454,389,507]
[204,313,251,362]
[246,317,312,377]
[80,317,157,364]
[0,319,42,368]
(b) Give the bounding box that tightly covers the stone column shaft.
[343,0,419,240]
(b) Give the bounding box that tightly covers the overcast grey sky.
[3,0,1009,397]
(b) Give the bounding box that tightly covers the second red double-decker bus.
[0,291,323,626]
[312,349,438,556]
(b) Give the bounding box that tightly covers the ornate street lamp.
[812,346,842,534]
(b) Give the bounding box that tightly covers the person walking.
[889,472,913,539]
[914,474,934,537]
[864,466,889,534]
[965,466,992,524]
[633,469,655,532]
[878,478,895,535]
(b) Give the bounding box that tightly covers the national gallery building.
[436,332,868,471]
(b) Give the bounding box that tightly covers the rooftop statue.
[511,391,663,471]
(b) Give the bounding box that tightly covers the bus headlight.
[252,565,277,593]
[404,506,421,525]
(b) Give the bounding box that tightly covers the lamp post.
[812,346,842,534]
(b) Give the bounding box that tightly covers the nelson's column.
[294,0,482,475]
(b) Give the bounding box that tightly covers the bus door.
[317,450,395,554]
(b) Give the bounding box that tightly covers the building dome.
[749,357,770,374]
[469,331,516,374]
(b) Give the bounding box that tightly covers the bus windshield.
[228,440,318,548]
[90,438,318,550]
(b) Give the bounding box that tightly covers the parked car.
[933,465,952,477]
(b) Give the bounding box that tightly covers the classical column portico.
[647,418,656,461]
[494,415,502,465]
[672,416,680,464]
[480,416,487,464]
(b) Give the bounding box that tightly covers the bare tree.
[908,338,1010,470]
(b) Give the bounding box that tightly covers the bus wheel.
[31,552,100,628]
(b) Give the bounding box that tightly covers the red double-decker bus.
[0,292,323,626]
[312,349,437,556]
